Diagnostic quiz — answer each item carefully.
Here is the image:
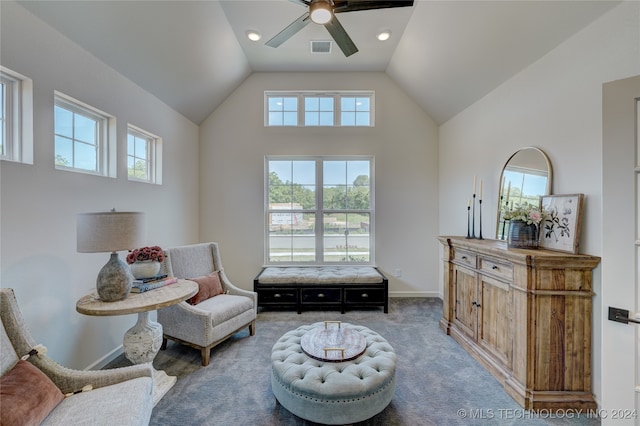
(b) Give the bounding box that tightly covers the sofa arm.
[29,355,153,395]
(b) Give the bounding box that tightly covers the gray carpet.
[107,298,600,425]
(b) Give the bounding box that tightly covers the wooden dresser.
[438,236,600,410]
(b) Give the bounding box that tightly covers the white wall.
[199,72,439,297]
[0,1,200,369]
[439,0,640,408]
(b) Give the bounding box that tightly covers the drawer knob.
[361,293,369,298]
[492,265,498,270]
[274,293,281,298]
[318,293,325,298]
[461,255,468,260]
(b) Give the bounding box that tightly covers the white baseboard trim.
[389,291,441,298]
[85,344,124,371]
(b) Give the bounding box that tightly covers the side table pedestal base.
[123,311,177,406]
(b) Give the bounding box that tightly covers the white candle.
[506,181,511,204]
[479,179,483,199]
[473,176,477,195]
[467,198,471,207]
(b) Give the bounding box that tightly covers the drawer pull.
[361,293,369,298]
[492,265,499,270]
[317,293,325,298]
[274,293,281,298]
[461,255,468,260]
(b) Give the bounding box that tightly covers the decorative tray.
[300,321,366,362]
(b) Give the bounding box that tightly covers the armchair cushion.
[187,271,223,305]
[0,360,64,426]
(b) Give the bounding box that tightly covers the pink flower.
[126,246,165,264]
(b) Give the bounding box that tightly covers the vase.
[129,260,161,279]
[507,220,539,249]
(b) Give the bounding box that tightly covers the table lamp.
[77,210,146,302]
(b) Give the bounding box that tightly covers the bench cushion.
[257,266,384,285]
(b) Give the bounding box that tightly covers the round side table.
[76,279,197,405]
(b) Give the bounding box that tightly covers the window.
[267,96,298,126]
[1,67,33,164]
[266,156,374,264]
[265,91,374,127]
[304,96,334,126]
[127,125,162,184]
[54,92,115,177]
[341,96,371,126]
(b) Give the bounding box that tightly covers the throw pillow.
[0,360,64,426]
[187,271,223,305]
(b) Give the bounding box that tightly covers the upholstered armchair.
[0,288,153,425]
[157,242,256,366]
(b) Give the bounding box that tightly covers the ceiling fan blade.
[333,0,414,13]
[324,15,358,57]
[266,12,312,48]
[288,0,311,6]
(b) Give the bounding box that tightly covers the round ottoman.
[271,322,397,425]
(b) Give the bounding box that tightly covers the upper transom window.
[265,91,374,127]
[1,66,33,164]
[54,91,115,177]
[127,124,162,185]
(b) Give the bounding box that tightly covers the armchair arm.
[157,302,212,347]
[219,269,257,311]
[29,356,153,395]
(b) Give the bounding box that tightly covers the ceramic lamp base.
[96,252,133,301]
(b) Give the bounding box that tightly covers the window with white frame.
[1,67,33,164]
[54,92,115,177]
[265,91,374,127]
[127,125,162,184]
[266,156,374,264]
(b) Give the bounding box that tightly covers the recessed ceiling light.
[377,30,392,41]
[246,30,262,42]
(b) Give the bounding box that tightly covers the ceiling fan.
[265,0,415,57]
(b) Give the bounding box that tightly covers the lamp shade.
[77,211,146,253]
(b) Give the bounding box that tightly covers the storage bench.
[254,266,388,314]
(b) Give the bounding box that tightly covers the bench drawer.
[301,288,341,304]
[258,288,298,304]
[344,288,386,304]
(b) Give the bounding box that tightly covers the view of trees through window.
[267,157,373,264]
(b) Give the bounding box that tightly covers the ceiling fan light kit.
[266,0,414,57]
[310,0,333,25]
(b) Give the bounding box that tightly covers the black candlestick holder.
[466,206,472,239]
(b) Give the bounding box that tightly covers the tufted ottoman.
[271,323,397,425]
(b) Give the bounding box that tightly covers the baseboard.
[85,344,124,371]
[389,291,441,298]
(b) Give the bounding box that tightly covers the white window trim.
[54,91,116,178]
[0,66,33,164]
[264,91,375,127]
[127,124,163,185]
[264,155,375,266]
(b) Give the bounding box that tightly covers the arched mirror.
[496,147,552,240]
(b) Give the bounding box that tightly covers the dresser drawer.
[479,256,513,281]
[453,249,477,268]
[301,288,341,304]
[344,288,386,304]
[258,288,297,304]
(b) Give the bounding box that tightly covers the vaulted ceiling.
[17,1,619,125]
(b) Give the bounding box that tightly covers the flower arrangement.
[126,246,165,264]
[502,202,547,226]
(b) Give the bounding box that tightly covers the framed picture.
[540,194,584,254]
